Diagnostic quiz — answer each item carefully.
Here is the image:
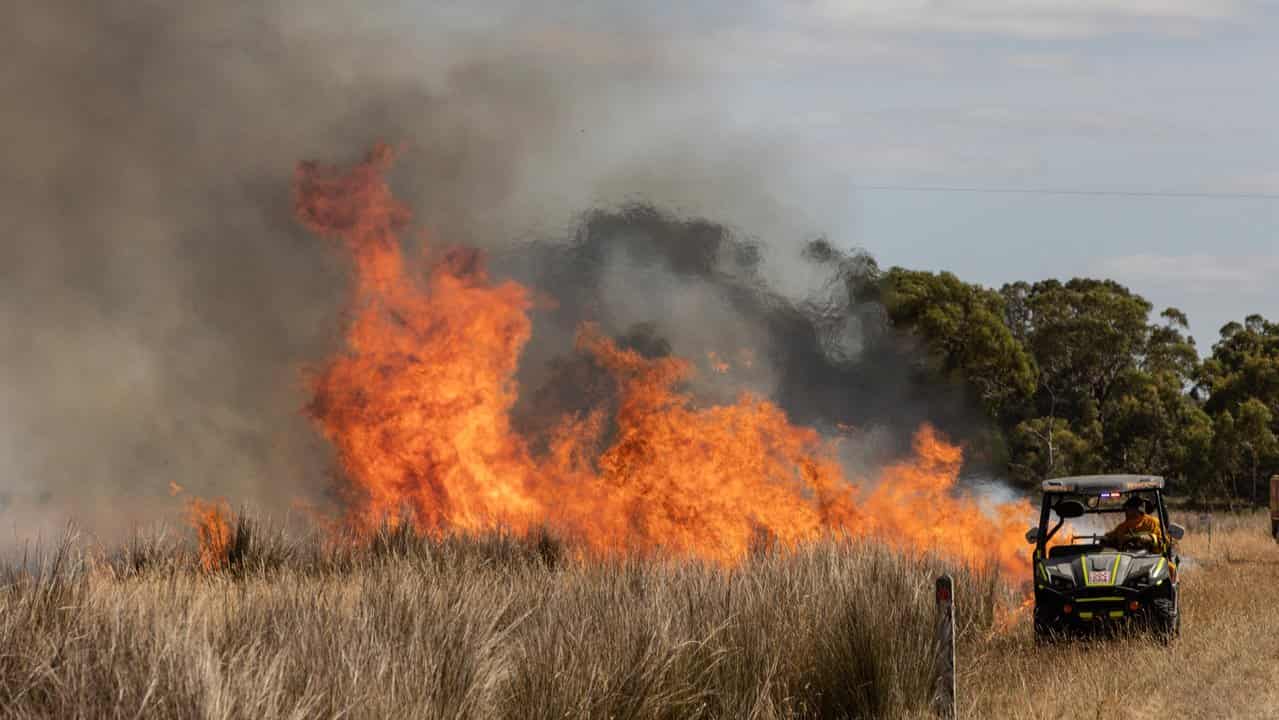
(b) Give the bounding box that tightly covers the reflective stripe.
[1077,597,1123,602]
[1153,557,1166,576]
[1108,610,1124,618]
[1079,611,1094,619]
[1081,554,1121,587]
[1039,563,1050,582]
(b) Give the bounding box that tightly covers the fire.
[706,351,730,374]
[296,145,541,534]
[187,498,233,572]
[856,427,1032,579]
[292,145,1035,574]
[564,328,860,561]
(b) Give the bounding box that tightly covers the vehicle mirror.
[1055,499,1087,519]
[1167,522,1185,540]
[1025,526,1041,545]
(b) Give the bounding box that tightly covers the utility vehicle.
[1270,475,1278,542]
[1027,475,1186,643]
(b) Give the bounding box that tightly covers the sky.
[394,0,1278,351]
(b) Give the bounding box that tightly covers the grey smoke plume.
[0,0,611,542]
[0,1,987,546]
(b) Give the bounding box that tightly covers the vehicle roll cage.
[1034,489,1172,555]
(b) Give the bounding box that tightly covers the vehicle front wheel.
[1151,598,1179,644]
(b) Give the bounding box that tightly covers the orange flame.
[187,498,233,572]
[294,145,1034,573]
[706,351,731,374]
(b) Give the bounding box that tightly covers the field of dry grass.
[0,514,1274,719]
[967,512,1279,720]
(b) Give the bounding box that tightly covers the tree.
[1199,315,1279,416]
[1210,400,1278,504]
[1006,279,1157,423]
[991,279,1205,487]
[1008,416,1099,484]
[881,269,1036,420]
[1198,315,1279,502]
[878,271,1279,499]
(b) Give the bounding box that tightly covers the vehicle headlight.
[1046,569,1075,589]
[1126,570,1153,587]
[1127,561,1166,588]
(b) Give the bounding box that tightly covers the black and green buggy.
[1027,475,1186,643]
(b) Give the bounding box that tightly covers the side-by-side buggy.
[1028,475,1186,643]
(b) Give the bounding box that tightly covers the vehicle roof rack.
[1041,474,1165,493]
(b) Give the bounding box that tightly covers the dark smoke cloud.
[0,0,986,546]
[498,209,986,478]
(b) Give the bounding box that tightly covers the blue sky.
[393,1,1278,350]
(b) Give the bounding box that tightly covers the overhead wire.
[852,184,1279,200]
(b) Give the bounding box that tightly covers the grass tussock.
[0,522,1011,720]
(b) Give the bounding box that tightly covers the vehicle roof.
[1041,474,1164,492]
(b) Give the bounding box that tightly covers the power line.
[853,184,1279,200]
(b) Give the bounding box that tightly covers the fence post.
[933,574,956,719]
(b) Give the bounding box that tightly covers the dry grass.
[965,512,1279,720]
[1,514,1273,719]
[0,522,1010,720]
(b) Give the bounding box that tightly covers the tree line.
[875,269,1278,503]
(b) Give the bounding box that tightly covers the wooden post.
[933,575,956,719]
[1270,475,1279,542]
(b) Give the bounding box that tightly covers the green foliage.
[881,269,1035,418]
[1007,416,1099,485]
[880,271,1279,501]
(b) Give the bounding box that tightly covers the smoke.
[498,209,985,476]
[0,0,989,546]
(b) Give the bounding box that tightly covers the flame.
[561,327,860,562]
[293,145,1034,573]
[856,427,1033,580]
[187,498,233,571]
[994,595,1036,634]
[706,351,731,374]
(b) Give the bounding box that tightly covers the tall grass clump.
[0,520,1006,719]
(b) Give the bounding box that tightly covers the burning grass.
[291,145,1035,573]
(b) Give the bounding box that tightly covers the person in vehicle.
[1102,495,1163,551]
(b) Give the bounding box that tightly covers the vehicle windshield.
[1040,490,1161,556]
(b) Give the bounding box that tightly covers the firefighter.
[1103,495,1163,552]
